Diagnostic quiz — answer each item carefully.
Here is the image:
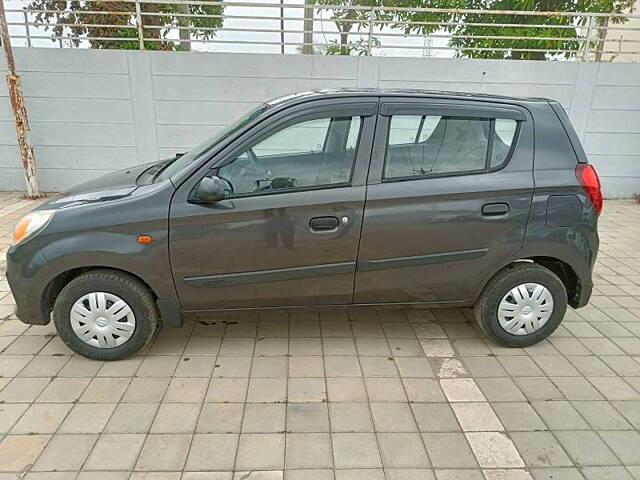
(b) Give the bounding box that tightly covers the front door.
[354,97,535,304]
[169,99,377,310]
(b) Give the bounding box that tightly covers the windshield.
[154,103,270,182]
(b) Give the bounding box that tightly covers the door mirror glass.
[193,175,226,203]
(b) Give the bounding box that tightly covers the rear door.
[169,98,378,310]
[354,97,534,304]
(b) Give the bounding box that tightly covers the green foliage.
[315,0,392,54]
[28,0,224,50]
[389,0,635,59]
[324,36,382,55]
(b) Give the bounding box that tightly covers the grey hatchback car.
[6,89,601,360]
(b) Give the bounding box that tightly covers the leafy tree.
[315,0,392,55]
[388,0,635,60]
[28,0,224,50]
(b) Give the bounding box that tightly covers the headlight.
[11,210,55,246]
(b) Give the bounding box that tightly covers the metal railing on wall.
[4,0,640,61]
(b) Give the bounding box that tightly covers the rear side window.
[384,114,518,180]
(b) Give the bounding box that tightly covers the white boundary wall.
[1,48,639,197]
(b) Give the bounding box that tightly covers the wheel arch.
[41,266,158,325]
[475,257,581,308]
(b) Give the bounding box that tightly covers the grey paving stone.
[150,402,200,433]
[242,402,286,433]
[581,466,635,480]
[329,402,374,432]
[236,433,286,470]
[11,403,72,434]
[422,432,477,468]
[33,434,98,471]
[286,433,333,468]
[572,401,632,430]
[600,431,640,465]
[377,432,430,468]
[403,378,446,402]
[476,378,526,402]
[492,402,547,431]
[326,378,368,402]
[465,432,524,468]
[412,403,461,432]
[59,403,116,433]
[105,403,159,433]
[513,377,564,401]
[287,403,330,432]
[370,402,417,432]
[331,432,382,469]
[84,434,145,471]
[532,401,590,430]
[135,434,192,471]
[197,402,244,433]
[509,431,573,467]
[185,433,238,471]
[554,430,620,466]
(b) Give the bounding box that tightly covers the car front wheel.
[52,270,159,360]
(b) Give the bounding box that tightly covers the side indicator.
[137,235,153,244]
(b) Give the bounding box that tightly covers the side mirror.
[192,175,226,203]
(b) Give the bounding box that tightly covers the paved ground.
[1,191,640,480]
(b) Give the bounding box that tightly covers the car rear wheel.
[52,270,159,360]
[474,263,567,347]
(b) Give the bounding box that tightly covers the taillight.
[576,163,603,215]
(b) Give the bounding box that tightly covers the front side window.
[384,114,518,180]
[218,115,361,196]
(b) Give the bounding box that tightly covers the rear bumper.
[572,281,592,309]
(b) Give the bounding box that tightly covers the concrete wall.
[1,48,639,197]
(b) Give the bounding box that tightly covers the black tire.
[53,269,159,360]
[474,263,567,347]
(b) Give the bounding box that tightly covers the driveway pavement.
[1,191,640,480]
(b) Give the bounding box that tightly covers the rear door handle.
[310,216,339,232]
[482,202,510,216]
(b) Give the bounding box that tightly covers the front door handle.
[482,202,510,216]
[310,216,339,232]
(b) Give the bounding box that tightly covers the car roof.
[267,88,552,107]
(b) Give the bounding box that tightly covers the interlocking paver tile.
[1,198,640,477]
[465,432,524,468]
[331,432,382,469]
[135,434,191,471]
[377,432,430,468]
[0,434,49,472]
[236,433,285,470]
[11,403,72,434]
[554,430,620,466]
[286,433,333,469]
[329,403,374,433]
[422,432,477,468]
[33,434,98,471]
[185,433,238,471]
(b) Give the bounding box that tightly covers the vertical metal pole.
[177,1,191,51]
[0,1,42,198]
[582,15,594,61]
[280,0,285,53]
[23,9,31,48]
[135,0,145,50]
[302,0,314,54]
[367,7,374,55]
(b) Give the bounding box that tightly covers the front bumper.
[5,247,54,325]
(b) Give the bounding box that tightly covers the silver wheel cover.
[497,283,554,336]
[70,292,136,348]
